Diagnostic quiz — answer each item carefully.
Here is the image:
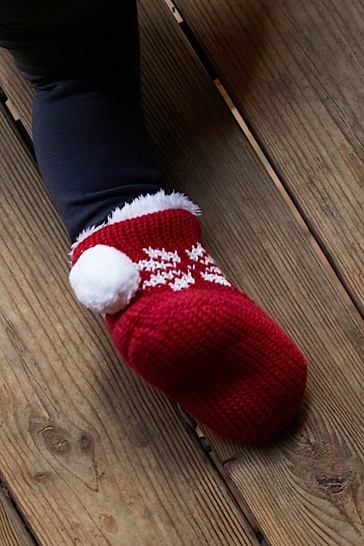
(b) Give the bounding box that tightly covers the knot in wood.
[39,425,72,455]
[316,476,351,495]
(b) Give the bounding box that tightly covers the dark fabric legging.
[0,0,164,241]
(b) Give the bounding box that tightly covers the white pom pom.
[69,245,140,314]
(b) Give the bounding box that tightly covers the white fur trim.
[69,245,140,314]
[70,190,201,255]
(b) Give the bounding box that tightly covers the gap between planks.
[164,0,363,324]
[177,406,271,546]
[0,482,38,546]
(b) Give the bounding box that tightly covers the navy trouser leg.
[0,0,164,241]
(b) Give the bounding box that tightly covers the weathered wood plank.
[0,88,258,546]
[175,0,364,312]
[140,3,364,544]
[1,0,364,545]
[0,487,36,546]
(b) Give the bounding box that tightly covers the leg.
[0,0,164,241]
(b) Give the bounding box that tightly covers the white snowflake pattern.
[136,244,231,291]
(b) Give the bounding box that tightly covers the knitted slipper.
[70,190,307,442]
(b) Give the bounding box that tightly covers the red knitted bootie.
[70,191,307,442]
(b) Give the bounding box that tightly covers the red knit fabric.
[72,209,307,442]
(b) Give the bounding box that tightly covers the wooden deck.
[0,0,363,544]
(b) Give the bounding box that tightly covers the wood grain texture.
[0,84,258,546]
[0,51,32,136]
[0,488,36,546]
[1,0,364,545]
[175,0,364,312]
[127,3,364,544]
